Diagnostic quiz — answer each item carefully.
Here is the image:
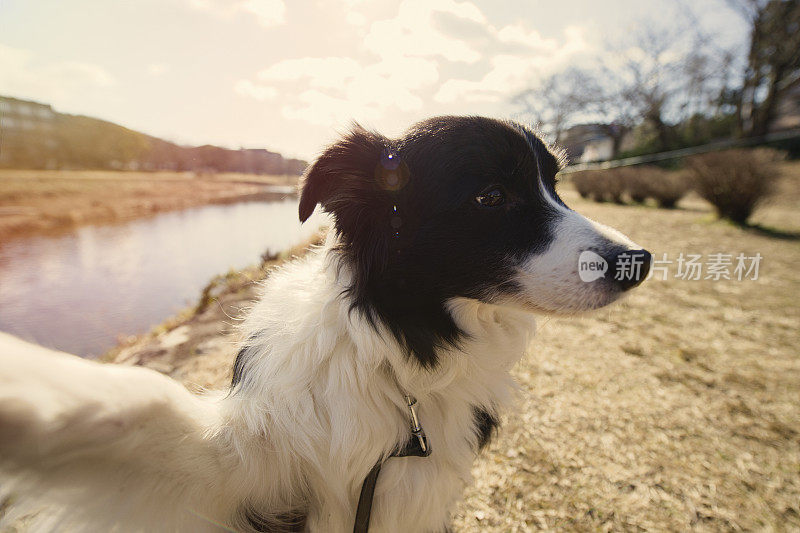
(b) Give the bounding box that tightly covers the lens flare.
[375,148,409,191]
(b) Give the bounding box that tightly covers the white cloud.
[256,57,363,89]
[48,62,115,87]
[346,11,367,27]
[434,26,590,104]
[186,0,285,28]
[282,90,382,125]
[147,63,170,76]
[240,0,285,27]
[236,0,489,126]
[238,54,439,122]
[236,2,593,132]
[0,44,115,105]
[363,0,485,63]
[234,79,277,101]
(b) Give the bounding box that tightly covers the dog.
[0,116,650,532]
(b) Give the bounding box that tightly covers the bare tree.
[513,13,734,156]
[590,65,641,157]
[612,26,694,151]
[601,16,737,151]
[512,67,600,144]
[727,0,800,137]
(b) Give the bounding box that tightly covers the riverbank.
[103,173,800,530]
[0,169,299,242]
[105,235,321,387]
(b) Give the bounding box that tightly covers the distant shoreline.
[0,169,299,243]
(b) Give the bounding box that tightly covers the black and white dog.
[0,116,650,532]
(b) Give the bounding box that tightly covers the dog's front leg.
[0,333,247,531]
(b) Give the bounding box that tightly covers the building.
[580,137,615,163]
[0,96,56,130]
[0,96,59,168]
[558,124,612,163]
[558,123,635,163]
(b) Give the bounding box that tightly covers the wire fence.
[559,128,800,175]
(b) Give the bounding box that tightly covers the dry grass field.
[15,162,800,531]
[0,169,297,241]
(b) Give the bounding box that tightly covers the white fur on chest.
[227,244,537,531]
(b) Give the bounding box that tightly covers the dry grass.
[103,162,800,531]
[0,169,297,241]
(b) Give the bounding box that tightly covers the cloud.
[0,44,115,105]
[363,0,485,63]
[43,61,115,87]
[235,1,593,131]
[234,79,278,101]
[186,0,285,28]
[238,55,439,123]
[240,0,285,27]
[346,11,368,27]
[434,26,591,103]
[496,24,557,49]
[147,63,170,76]
[282,90,382,125]
[235,0,484,125]
[256,57,363,89]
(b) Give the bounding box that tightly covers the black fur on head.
[299,116,565,368]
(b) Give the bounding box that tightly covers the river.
[0,195,325,357]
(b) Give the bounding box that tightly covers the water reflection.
[0,198,324,357]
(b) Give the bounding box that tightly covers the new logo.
[578,250,608,282]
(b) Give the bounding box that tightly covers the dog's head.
[300,116,650,366]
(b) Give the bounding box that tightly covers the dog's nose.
[609,249,652,290]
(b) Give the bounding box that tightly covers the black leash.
[353,395,431,533]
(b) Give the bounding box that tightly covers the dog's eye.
[475,187,505,207]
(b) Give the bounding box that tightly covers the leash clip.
[404,395,430,457]
[353,393,432,532]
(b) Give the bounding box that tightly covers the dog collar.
[352,394,431,533]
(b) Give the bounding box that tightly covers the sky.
[0,0,745,160]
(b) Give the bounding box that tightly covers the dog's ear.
[534,140,567,180]
[298,125,390,223]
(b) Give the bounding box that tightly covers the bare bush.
[642,168,689,208]
[586,171,608,202]
[603,169,626,204]
[572,166,690,209]
[686,148,784,224]
[621,168,651,203]
[571,172,594,199]
[578,170,626,203]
